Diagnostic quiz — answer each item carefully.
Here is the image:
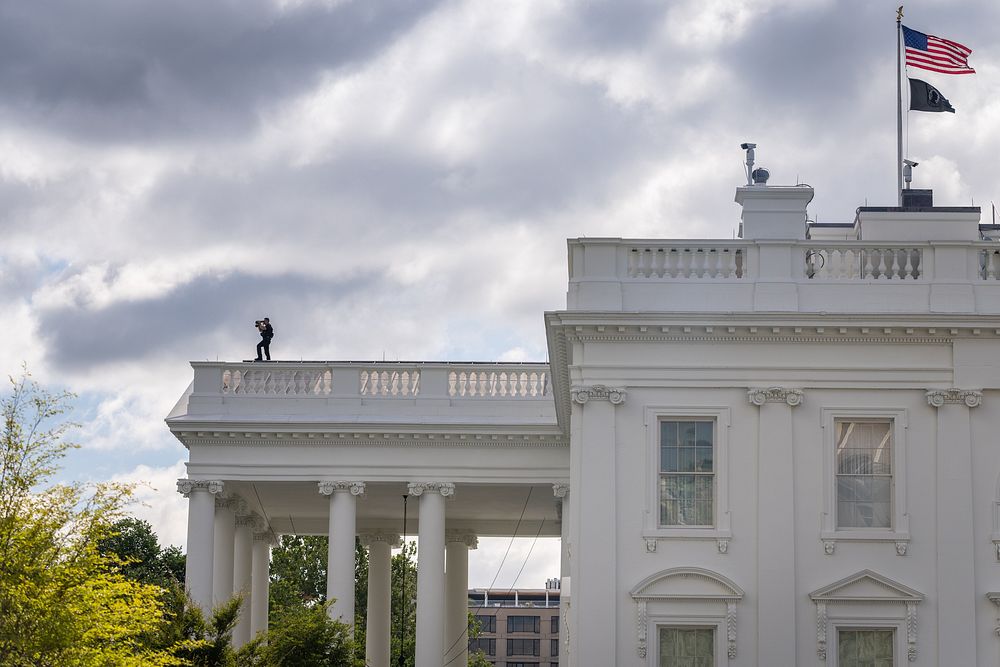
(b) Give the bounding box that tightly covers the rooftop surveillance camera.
[902,159,918,188]
[741,142,757,185]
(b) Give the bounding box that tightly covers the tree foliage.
[237,603,360,667]
[98,517,186,588]
[0,370,178,666]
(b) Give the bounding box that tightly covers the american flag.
[902,25,975,75]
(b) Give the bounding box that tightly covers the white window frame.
[644,407,732,546]
[652,619,723,667]
[820,407,909,549]
[827,621,903,667]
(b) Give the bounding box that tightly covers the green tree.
[0,370,176,666]
[98,517,186,588]
[168,596,242,667]
[237,603,360,667]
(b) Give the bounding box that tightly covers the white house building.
[168,168,1000,666]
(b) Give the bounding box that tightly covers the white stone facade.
[168,180,1000,665]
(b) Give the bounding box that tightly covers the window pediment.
[631,567,744,602]
[809,569,923,604]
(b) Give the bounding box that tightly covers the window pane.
[661,421,678,447]
[659,628,714,666]
[661,446,678,472]
[836,420,893,529]
[660,420,715,528]
[839,630,893,667]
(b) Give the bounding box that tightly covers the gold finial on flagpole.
[897,6,904,22]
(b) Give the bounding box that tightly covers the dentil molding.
[317,481,367,497]
[176,479,224,497]
[571,384,627,405]
[747,387,803,407]
[925,388,982,408]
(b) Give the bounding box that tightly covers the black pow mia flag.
[909,78,956,113]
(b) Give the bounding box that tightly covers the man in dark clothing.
[255,317,273,361]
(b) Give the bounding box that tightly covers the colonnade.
[178,479,524,667]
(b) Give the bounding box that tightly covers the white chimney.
[735,184,814,240]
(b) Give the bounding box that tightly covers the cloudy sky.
[3,0,998,587]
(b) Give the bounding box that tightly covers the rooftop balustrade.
[568,238,1000,313]
[176,361,557,425]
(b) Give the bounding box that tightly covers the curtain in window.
[836,421,892,528]
[838,629,893,667]
[658,627,713,667]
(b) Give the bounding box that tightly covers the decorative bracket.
[571,384,627,405]
[552,483,570,499]
[816,602,828,660]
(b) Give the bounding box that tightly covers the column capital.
[571,384,626,405]
[552,483,570,499]
[177,479,224,497]
[318,480,367,497]
[446,530,479,549]
[215,495,245,512]
[407,481,455,498]
[926,388,982,408]
[235,512,263,530]
[747,387,803,407]
[360,532,402,548]
[253,530,279,545]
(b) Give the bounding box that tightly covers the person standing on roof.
[254,317,273,361]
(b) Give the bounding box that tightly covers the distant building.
[169,163,1000,665]
[468,584,561,666]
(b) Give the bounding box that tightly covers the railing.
[627,244,745,279]
[805,246,923,280]
[360,368,420,396]
[222,368,332,395]
[204,362,553,401]
[449,369,550,397]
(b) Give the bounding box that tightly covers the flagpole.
[896,6,904,205]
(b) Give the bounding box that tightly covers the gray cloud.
[0,0,441,142]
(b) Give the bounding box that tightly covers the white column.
[177,479,224,613]
[232,512,259,648]
[553,483,570,665]
[749,387,802,666]
[213,497,238,607]
[250,531,274,638]
[319,481,365,625]
[362,532,401,667]
[445,531,477,667]
[409,482,454,667]
[928,389,981,664]
[570,385,624,666]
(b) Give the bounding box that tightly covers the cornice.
[173,432,568,449]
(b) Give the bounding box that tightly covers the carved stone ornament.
[446,530,479,549]
[987,592,1000,637]
[552,483,569,499]
[645,538,657,553]
[823,540,836,555]
[253,530,278,545]
[636,600,648,659]
[726,601,738,659]
[816,602,828,660]
[317,481,366,497]
[407,481,456,498]
[895,541,909,556]
[925,388,982,408]
[571,384,627,405]
[360,532,402,548]
[747,387,803,407]
[176,479,224,497]
[906,602,918,661]
[717,538,730,554]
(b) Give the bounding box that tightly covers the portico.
[167,362,568,666]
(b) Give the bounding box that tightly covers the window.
[474,614,496,634]
[468,638,495,656]
[658,627,714,666]
[507,615,540,633]
[550,615,559,634]
[507,663,538,667]
[659,420,714,526]
[838,629,893,666]
[550,638,559,657]
[820,408,909,549]
[506,638,540,656]
[836,420,892,529]
[644,407,731,545]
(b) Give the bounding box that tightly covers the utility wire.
[440,486,535,666]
